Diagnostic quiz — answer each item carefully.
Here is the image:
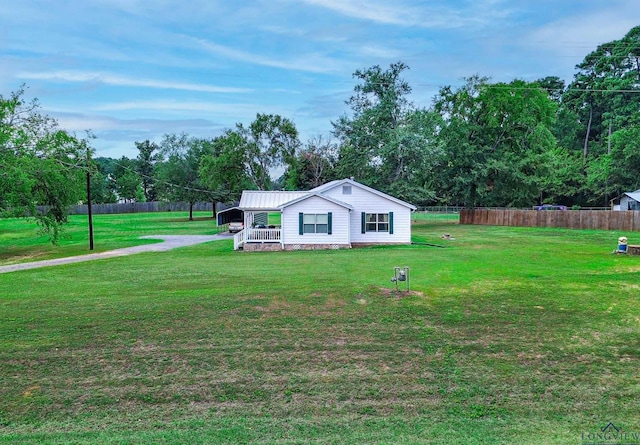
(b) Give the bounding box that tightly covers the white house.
[231,178,416,251]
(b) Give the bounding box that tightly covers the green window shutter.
[361,212,366,234]
[389,212,394,234]
[299,213,304,235]
[327,212,332,235]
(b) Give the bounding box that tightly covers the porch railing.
[234,227,281,250]
[233,229,246,250]
[246,228,281,242]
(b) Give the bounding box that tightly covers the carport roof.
[217,207,243,225]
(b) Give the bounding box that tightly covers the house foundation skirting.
[350,242,410,247]
[284,243,350,251]
[241,243,352,252]
[242,243,283,252]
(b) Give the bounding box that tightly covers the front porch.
[229,207,283,251]
[233,227,282,250]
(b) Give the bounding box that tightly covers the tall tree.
[333,62,413,189]
[89,170,117,204]
[88,157,118,204]
[0,86,86,242]
[597,112,640,197]
[236,113,301,190]
[332,62,440,205]
[199,129,251,206]
[561,26,640,204]
[382,108,442,205]
[287,135,337,190]
[157,133,213,220]
[433,77,558,207]
[135,140,160,202]
[536,76,566,103]
[112,156,143,202]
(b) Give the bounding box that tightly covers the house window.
[303,214,329,233]
[365,213,389,232]
[342,185,352,195]
[361,212,394,234]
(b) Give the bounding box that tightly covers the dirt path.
[0,234,232,274]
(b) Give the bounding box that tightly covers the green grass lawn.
[0,212,219,266]
[1,213,639,444]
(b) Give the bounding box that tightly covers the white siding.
[319,184,413,243]
[621,196,630,211]
[621,195,640,211]
[282,196,351,246]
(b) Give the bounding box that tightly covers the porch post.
[280,210,285,248]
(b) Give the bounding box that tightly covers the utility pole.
[86,146,94,251]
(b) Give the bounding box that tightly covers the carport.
[216,207,244,226]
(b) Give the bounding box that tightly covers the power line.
[482,85,640,94]
[103,156,218,197]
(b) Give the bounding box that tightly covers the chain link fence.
[413,207,462,224]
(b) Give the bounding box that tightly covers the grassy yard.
[1,213,639,444]
[0,212,219,266]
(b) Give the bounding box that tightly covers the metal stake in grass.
[391,266,410,292]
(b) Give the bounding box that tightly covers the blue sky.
[1,0,637,158]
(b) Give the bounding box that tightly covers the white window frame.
[303,213,329,234]
[365,213,389,232]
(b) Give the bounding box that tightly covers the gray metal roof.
[624,190,640,202]
[238,191,309,210]
[239,179,417,211]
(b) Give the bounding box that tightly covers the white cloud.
[94,100,262,115]
[302,0,427,26]
[299,0,513,28]
[19,71,251,94]
[358,45,404,59]
[192,38,343,74]
[47,111,222,158]
[528,15,636,52]
[522,4,638,80]
[48,113,206,133]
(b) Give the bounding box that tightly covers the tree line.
[2,25,639,240]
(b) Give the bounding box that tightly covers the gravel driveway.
[0,234,232,274]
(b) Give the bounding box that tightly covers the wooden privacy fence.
[67,201,216,215]
[460,209,640,232]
